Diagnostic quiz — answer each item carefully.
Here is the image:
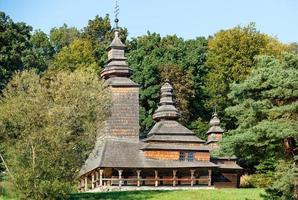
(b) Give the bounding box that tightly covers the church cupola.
[101,30,133,80]
[152,81,180,121]
[206,113,224,147]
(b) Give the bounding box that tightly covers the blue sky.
[1,0,298,43]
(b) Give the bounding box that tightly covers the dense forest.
[0,11,297,200]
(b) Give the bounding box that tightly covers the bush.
[250,173,274,188]
[240,174,254,188]
[240,173,274,188]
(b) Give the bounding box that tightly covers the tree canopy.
[218,53,298,199]
[0,12,33,91]
[0,70,111,200]
[204,23,290,130]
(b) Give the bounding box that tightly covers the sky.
[1,0,298,43]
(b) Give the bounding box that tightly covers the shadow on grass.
[68,190,172,200]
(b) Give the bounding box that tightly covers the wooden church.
[78,29,242,192]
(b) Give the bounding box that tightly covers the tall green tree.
[127,33,162,135]
[205,23,290,129]
[0,12,32,91]
[219,53,298,199]
[51,38,98,72]
[50,24,80,53]
[0,70,111,200]
[30,30,55,72]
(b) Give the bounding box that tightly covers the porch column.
[95,170,99,188]
[190,169,195,187]
[84,176,88,191]
[173,170,177,187]
[136,170,141,187]
[99,169,104,187]
[208,169,212,186]
[81,179,85,191]
[91,172,95,189]
[118,169,123,188]
[154,170,158,187]
[77,180,81,192]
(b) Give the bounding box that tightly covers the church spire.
[101,0,133,80]
[153,80,180,121]
[206,112,224,134]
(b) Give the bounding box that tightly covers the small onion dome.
[153,81,180,121]
[206,113,224,134]
[101,30,133,79]
[210,113,220,126]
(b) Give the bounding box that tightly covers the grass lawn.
[68,188,264,200]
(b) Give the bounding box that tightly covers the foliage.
[30,30,55,73]
[127,33,208,134]
[189,117,209,140]
[240,173,273,188]
[0,70,111,200]
[204,23,290,129]
[50,24,80,53]
[82,15,128,68]
[219,53,298,199]
[52,38,98,72]
[219,53,298,166]
[0,12,32,91]
[67,189,264,200]
[262,160,295,200]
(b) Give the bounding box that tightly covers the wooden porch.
[78,168,213,192]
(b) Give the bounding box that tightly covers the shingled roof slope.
[79,138,218,176]
[143,134,205,143]
[141,143,210,151]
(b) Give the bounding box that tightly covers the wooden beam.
[190,169,195,187]
[84,176,88,191]
[91,173,95,189]
[118,169,123,188]
[208,169,212,186]
[99,169,104,187]
[136,170,141,187]
[173,170,177,186]
[154,170,158,187]
[95,171,99,188]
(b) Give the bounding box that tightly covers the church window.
[188,152,194,161]
[179,152,185,161]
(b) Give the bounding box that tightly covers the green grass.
[69,189,264,200]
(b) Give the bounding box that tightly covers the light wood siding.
[144,151,179,160]
[194,152,210,161]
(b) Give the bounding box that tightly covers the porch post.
[77,180,80,192]
[190,169,195,187]
[208,169,212,186]
[118,169,123,188]
[154,170,158,187]
[136,170,141,187]
[99,169,104,187]
[91,172,95,189]
[173,170,177,187]
[95,170,99,188]
[84,176,88,191]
